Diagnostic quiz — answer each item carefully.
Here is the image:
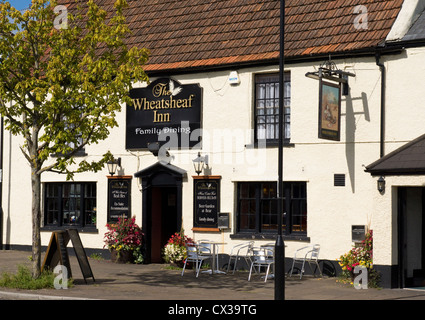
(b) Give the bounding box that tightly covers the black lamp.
[192,152,208,176]
[107,157,121,176]
[377,176,385,194]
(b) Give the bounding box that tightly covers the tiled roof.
[403,8,425,41]
[63,0,404,72]
[366,133,425,175]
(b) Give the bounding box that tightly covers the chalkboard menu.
[108,176,132,222]
[67,229,95,283]
[42,229,95,283]
[42,231,72,277]
[193,176,221,229]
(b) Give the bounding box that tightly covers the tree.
[0,0,149,277]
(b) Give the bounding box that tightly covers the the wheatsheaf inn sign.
[126,78,202,150]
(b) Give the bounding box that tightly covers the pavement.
[1,249,425,305]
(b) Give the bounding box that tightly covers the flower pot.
[111,249,134,264]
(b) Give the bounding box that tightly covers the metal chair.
[248,247,274,282]
[181,243,212,277]
[227,241,254,274]
[288,244,323,279]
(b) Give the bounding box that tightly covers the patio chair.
[288,244,323,279]
[248,247,274,282]
[226,241,254,274]
[181,243,212,277]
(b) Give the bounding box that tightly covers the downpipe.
[376,52,386,158]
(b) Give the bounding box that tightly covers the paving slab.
[1,250,425,302]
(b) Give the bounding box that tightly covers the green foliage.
[104,217,144,264]
[338,230,381,288]
[339,230,373,272]
[0,0,149,277]
[0,265,60,290]
[0,0,149,178]
[162,231,194,264]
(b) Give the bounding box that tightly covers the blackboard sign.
[193,177,221,229]
[41,229,94,283]
[67,229,95,283]
[108,177,132,222]
[42,231,72,278]
[126,78,202,150]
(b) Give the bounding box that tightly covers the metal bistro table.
[200,241,226,275]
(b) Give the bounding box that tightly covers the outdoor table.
[200,241,226,275]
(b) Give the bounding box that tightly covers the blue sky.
[7,0,32,11]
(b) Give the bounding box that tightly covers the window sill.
[230,233,310,242]
[41,226,98,233]
[50,150,88,157]
[245,141,295,149]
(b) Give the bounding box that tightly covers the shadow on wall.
[342,91,370,193]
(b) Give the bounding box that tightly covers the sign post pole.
[275,0,285,301]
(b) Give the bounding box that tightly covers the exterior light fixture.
[377,176,385,194]
[192,152,208,176]
[107,157,121,176]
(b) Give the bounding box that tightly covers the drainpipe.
[376,52,386,158]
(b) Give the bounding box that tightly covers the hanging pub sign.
[107,176,132,222]
[193,176,221,230]
[318,80,341,141]
[305,59,356,142]
[126,78,202,150]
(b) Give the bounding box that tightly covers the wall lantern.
[377,176,385,194]
[107,157,121,176]
[192,152,208,176]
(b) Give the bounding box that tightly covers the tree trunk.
[31,167,41,278]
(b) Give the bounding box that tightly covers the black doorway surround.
[134,161,186,263]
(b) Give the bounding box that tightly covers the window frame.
[235,181,307,238]
[254,72,291,145]
[42,182,97,231]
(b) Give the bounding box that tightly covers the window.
[254,72,290,143]
[44,182,97,229]
[236,181,306,236]
[64,111,87,156]
[51,109,87,157]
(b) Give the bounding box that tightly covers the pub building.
[5,0,425,289]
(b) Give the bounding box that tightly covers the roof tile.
[61,0,404,72]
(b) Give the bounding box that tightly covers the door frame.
[397,187,425,288]
[135,162,185,263]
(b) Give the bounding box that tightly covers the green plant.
[104,216,144,263]
[338,230,380,287]
[0,0,149,278]
[162,230,194,264]
[0,264,74,290]
[89,253,103,261]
